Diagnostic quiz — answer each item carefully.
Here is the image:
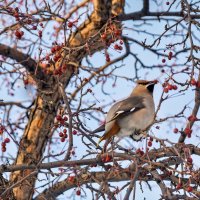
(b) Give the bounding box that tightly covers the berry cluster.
[136,148,144,156]
[8,6,44,40]
[15,30,24,39]
[100,21,123,62]
[59,129,68,142]
[176,182,193,193]
[1,137,10,152]
[190,78,200,88]
[163,82,178,93]
[184,127,192,138]
[162,51,173,63]
[56,115,68,126]
[148,136,153,147]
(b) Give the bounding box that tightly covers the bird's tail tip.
[96,137,104,147]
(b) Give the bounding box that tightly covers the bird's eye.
[139,83,147,86]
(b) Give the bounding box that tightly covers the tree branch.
[0,43,45,81]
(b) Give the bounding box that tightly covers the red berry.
[24,79,29,85]
[51,47,56,53]
[63,116,68,121]
[168,52,172,60]
[114,44,119,50]
[196,81,200,88]
[172,85,177,90]
[53,54,60,62]
[72,130,77,135]
[148,141,152,147]
[187,186,193,192]
[136,148,141,154]
[15,30,22,39]
[4,138,10,143]
[136,148,144,156]
[162,58,166,63]
[106,57,110,62]
[118,45,123,50]
[190,79,196,86]
[54,45,60,51]
[45,55,50,60]
[184,128,192,135]
[114,29,122,36]
[38,30,42,38]
[168,84,173,90]
[59,132,64,137]
[68,176,75,183]
[76,190,81,196]
[87,88,92,93]
[187,157,193,164]
[162,82,167,87]
[60,137,65,142]
[68,21,73,28]
[63,129,67,133]
[168,51,173,57]
[60,119,65,125]
[91,163,97,167]
[164,87,169,93]
[32,25,37,30]
[173,128,178,133]
[106,54,110,62]
[161,69,165,73]
[1,142,6,147]
[56,115,62,121]
[63,133,68,138]
[188,115,197,122]
[15,7,19,12]
[176,183,182,190]
[140,150,144,156]
[71,150,75,155]
[14,12,19,18]
[101,33,107,40]
[1,147,6,152]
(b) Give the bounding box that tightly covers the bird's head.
[131,80,158,96]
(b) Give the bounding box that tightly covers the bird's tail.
[96,122,120,147]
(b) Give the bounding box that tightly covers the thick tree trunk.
[10,68,74,199]
[10,95,60,199]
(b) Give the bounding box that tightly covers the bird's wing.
[106,96,145,123]
[97,96,145,145]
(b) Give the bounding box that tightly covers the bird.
[96,80,157,145]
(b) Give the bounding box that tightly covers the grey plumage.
[95,80,156,144]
